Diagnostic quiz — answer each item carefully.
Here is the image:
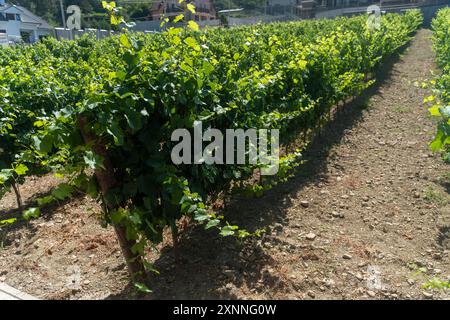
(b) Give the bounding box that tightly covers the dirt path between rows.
[1,29,449,300]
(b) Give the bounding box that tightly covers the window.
[0,29,6,34]
[6,13,15,21]
[15,14,21,21]
[0,13,5,21]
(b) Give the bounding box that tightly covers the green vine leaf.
[23,207,40,220]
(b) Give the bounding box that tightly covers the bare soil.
[1,29,449,300]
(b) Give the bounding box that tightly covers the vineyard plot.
[1,9,449,300]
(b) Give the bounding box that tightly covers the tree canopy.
[10,0,152,29]
[9,0,267,29]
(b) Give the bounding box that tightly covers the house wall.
[0,6,21,37]
[0,20,20,39]
[0,21,42,42]
[0,6,53,43]
[0,22,53,43]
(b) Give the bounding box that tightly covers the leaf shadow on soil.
[0,188,85,246]
[106,44,410,300]
[437,226,450,250]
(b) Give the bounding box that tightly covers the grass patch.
[423,185,448,206]
[441,172,450,183]
[392,105,410,113]
[423,277,450,291]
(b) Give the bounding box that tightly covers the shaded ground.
[1,29,449,300]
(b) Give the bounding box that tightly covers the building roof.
[0,4,53,30]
